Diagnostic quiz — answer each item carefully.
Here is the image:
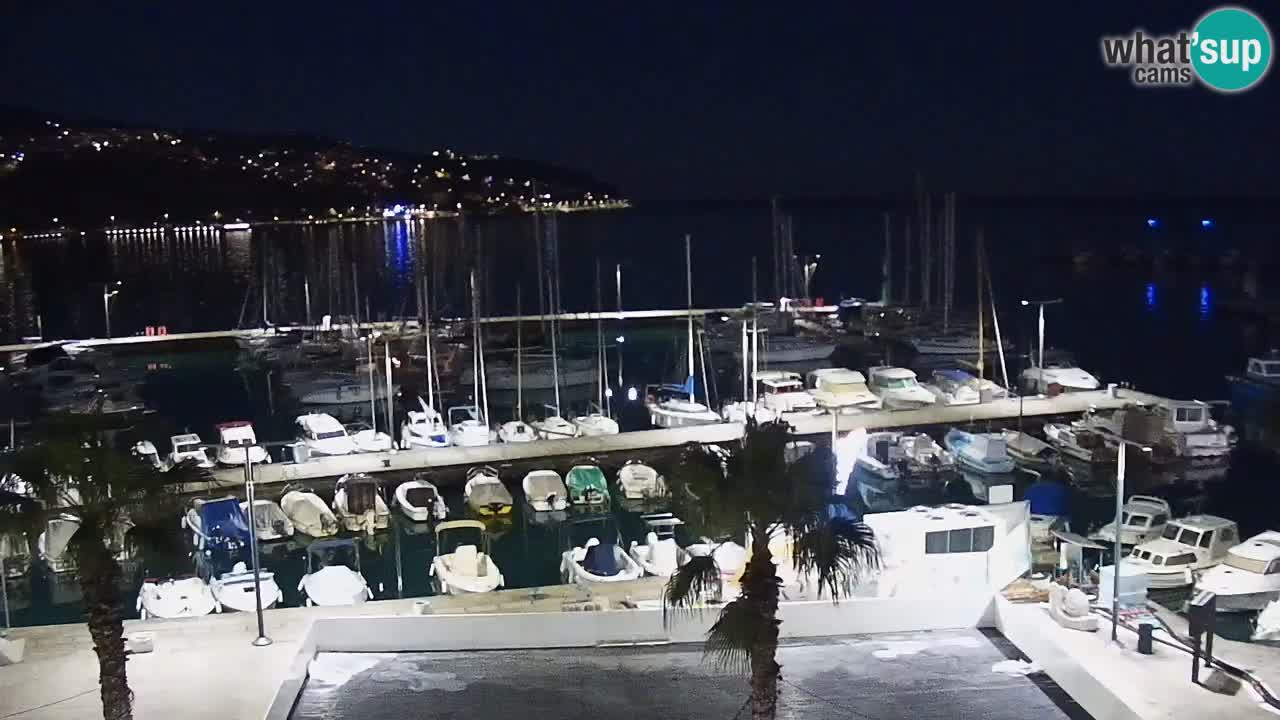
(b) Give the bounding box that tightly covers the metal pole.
[741,320,749,401]
[103,288,112,339]
[304,276,312,327]
[246,447,271,646]
[1111,442,1126,644]
[384,341,395,440]
[1038,304,1046,394]
[615,263,624,389]
[1,550,10,630]
[367,336,377,430]
[685,234,695,403]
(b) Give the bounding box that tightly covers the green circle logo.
[1192,6,1272,92]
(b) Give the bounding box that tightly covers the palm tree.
[1,413,203,720]
[662,419,880,720]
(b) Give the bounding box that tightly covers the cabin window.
[1126,513,1150,528]
[1151,556,1165,566]
[1161,525,1181,540]
[1264,362,1280,376]
[1225,554,1271,574]
[1166,553,1196,566]
[925,526,994,554]
[1176,528,1201,546]
[949,529,973,553]
[1220,527,1237,544]
[1151,513,1168,527]
[1174,407,1204,423]
[1268,560,1280,575]
[973,525,995,551]
[317,430,346,440]
[1197,531,1214,549]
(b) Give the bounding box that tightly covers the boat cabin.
[1156,400,1214,434]
[753,370,816,412]
[169,433,209,465]
[1220,531,1280,576]
[296,413,348,441]
[869,366,921,390]
[1246,355,1280,383]
[1131,515,1239,570]
[216,420,258,447]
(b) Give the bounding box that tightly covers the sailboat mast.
[595,259,604,409]
[977,228,985,378]
[881,213,893,304]
[422,264,436,411]
[685,233,695,403]
[470,270,481,418]
[981,239,1011,389]
[515,285,523,419]
[548,279,562,413]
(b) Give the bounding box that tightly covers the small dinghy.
[523,469,569,512]
[630,531,689,578]
[333,473,391,534]
[215,421,270,465]
[211,561,284,613]
[566,465,610,507]
[431,520,504,595]
[137,576,218,620]
[402,398,451,448]
[347,422,394,453]
[240,499,294,541]
[616,461,667,502]
[394,474,449,522]
[183,497,251,554]
[561,538,643,584]
[464,466,513,516]
[280,485,340,538]
[298,538,372,607]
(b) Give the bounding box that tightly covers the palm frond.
[791,517,881,601]
[662,553,721,624]
[704,596,767,674]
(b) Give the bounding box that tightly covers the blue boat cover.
[583,541,621,576]
[936,369,974,382]
[201,499,251,549]
[1024,481,1070,516]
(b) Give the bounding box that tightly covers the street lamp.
[103,281,122,338]
[1110,437,1152,645]
[1019,298,1063,397]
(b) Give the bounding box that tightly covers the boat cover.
[1025,481,1070,517]
[405,485,439,508]
[345,479,378,514]
[583,540,621,576]
[567,466,609,504]
[200,499,251,548]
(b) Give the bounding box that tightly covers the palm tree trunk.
[745,547,781,720]
[74,532,132,720]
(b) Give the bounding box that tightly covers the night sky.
[1,2,1276,199]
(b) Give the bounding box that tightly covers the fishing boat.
[295,413,357,456]
[647,234,722,428]
[169,433,214,469]
[752,371,818,414]
[1090,495,1171,547]
[1000,430,1057,469]
[332,473,390,535]
[240,499,294,541]
[560,514,643,584]
[401,398,451,448]
[1043,422,1115,464]
[1155,400,1236,459]
[522,470,569,513]
[394,474,448,522]
[1194,531,1280,611]
[447,406,492,447]
[430,520,504,595]
[136,577,218,620]
[805,368,882,411]
[1226,352,1280,389]
[463,466,513,516]
[297,539,372,606]
[210,561,284,613]
[616,461,666,502]
[215,421,270,465]
[279,485,340,538]
[867,366,936,409]
[1127,515,1240,589]
[943,429,1016,474]
[182,497,251,554]
[566,465,610,506]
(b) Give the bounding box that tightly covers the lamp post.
[1111,438,1152,644]
[103,281,122,338]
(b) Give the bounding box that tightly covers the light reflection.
[1199,283,1211,318]
[1145,281,1157,310]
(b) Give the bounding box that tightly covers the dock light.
[1200,218,1214,229]
[1146,218,1159,228]
[627,386,638,402]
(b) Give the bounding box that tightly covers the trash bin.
[1138,621,1154,655]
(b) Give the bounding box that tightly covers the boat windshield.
[316,430,347,440]
[1161,524,1182,541]
[879,378,917,389]
[763,381,804,394]
[1224,553,1270,574]
[175,442,201,454]
[1123,512,1151,528]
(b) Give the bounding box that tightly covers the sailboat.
[574,260,620,436]
[647,235,723,428]
[402,273,451,448]
[449,271,493,447]
[500,287,536,444]
[531,278,579,440]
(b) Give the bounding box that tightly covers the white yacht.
[1090,495,1171,547]
[867,366,936,409]
[401,397,451,448]
[214,421,269,465]
[295,413,356,456]
[806,368,882,411]
[447,405,492,447]
[1127,515,1240,589]
[168,433,214,468]
[1195,531,1280,611]
[1020,362,1100,394]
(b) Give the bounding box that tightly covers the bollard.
[1137,621,1154,655]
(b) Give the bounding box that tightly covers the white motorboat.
[1090,495,1171,547]
[630,532,689,578]
[1194,531,1280,612]
[684,540,748,583]
[731,335,836,364]
[169,433,214,469]
[531,410,579,440]
[137,577,218,619]
[498,420,536,443]
[867,366,936,409]
[215,421,270,465]
[752,371,818,414]
[447,405,492,447]
[394,474,449,522]
[1001,430,1057,469]
[561,537,644,584]
[646,385,723,428]
[522,470,569,512]
[805,368,882,412]
[210,562,284,613]
[1043,422,1114,464]
[298,539,372,606]
[464,465,512,517]
[240,499,295,541]
[280,486,340,538]
[431,520,504,595]
[856,431,953,481]
[346,422,394,453]
[401,397,451,448]
[943,429,1016,475]
[573,410,620,437]
[132,440,165,470]
[295,413,357,456]
[1020,362,1100,394]
[616,461,667,502]
[1127,515,1240,589]
[923,370,983,405]
[332,473,390,535]
[182,497,251,554]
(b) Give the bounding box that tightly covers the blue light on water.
[1199,284,1211,317]
[1145,282,1157,310]
[392,204,405,215]
[1200,218,1214,229]
[1146,217,1159,228]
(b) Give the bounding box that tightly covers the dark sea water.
[1,199,1278,637]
